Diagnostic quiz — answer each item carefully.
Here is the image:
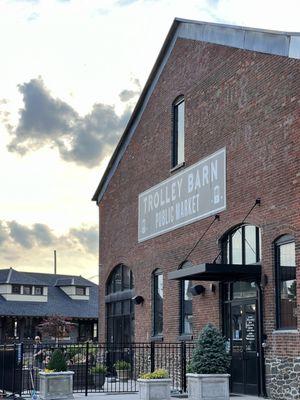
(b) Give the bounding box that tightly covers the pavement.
[74,393,261,400]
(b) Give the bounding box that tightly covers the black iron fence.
[0,342,195,396]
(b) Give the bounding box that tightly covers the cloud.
[119,78,141,102]
[69,225,98,254]
[8,77,132,168]
[0,222,9,246]
[0,220,98,278]
[0,220,98,256]
[8,221,55,249]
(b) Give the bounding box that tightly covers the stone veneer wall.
[265,356,300,400]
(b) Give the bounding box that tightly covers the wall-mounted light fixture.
[190,284,205,296]
[132,295,144,305]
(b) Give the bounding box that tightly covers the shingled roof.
[0,269,98,319]
[92,18,300,204]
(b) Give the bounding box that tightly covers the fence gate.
[0,344,23,396]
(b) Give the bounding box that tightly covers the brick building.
[93,19,300,399]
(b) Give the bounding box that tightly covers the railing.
[0,341,195,396]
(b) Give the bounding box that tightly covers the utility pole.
[54,250,57,275]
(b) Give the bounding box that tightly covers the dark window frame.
[152,269,163,338]
[12,284,21,294]
[23,285,32,295]
[34,286,43,295]
[172,96,185,168]
[105,264,135,344]
[179,279,193,336]
[75,286,86,296]
[222,224,261,265]
[275,235,297,330]
[106,264,134,295]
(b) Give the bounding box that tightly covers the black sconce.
[190,284,205,296]
[132,295,144,305]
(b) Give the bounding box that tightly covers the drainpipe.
[256,282,268,397]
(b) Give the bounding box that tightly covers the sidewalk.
[74,393,261,400]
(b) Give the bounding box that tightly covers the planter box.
[187,374,230,400]
[138,378,171,400]
[116,369,130,381]
[92,373,105,389]
[39,371,74,400]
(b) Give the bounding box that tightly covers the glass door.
[230,301,258,395]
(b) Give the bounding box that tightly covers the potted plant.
[114,360,131,381]
[39,349,74,400]
[138,369,171,400]
[90,363,107,389]
[187,323,231,400]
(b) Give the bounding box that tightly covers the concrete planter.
[116,369,130,381]
[187,373,230,400]
[138,378,171,400]
[39,371,74,400]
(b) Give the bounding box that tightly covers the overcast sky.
[0,0,299,281]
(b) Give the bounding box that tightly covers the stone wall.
[265,356,300,400]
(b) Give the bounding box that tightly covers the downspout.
[256,281,268,397]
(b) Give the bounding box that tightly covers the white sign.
[138,148,226,242]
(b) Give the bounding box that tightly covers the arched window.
[222,224,261,265]
[275,235,297,329]
[106,264,134,344]
[222,224,261,300]
[152,269,163,337]
[179,261,193,336]
[172,96,185,168]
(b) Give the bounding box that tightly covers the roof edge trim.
[92,18,300,203]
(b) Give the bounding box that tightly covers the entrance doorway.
[223,282,259,396]
[231,300,258,395]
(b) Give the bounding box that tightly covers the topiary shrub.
[47,349,68,372]
[188,323,231,374]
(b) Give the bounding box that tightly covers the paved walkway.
[74,393,261,400]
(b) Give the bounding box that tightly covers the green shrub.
[140,369,169,379]
[114,360,130,370]
[90,364,107,374]
[188,323,231,374]
[47,349,68,372]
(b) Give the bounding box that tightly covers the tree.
[189,323,231,374]
[38,315,77,343]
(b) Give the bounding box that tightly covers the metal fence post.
[181,341,187,393]
[85,341,89,396]
[12,343,16,396]
[150,342,155,373]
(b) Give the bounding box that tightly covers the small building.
[0,268,98,343]
[92,19,299,399]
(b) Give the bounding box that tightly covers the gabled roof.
[0,268,44,286]
[0,269,98,319]
[55,277,92,287]
[92,18,300,204]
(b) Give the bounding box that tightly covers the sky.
[0,0,299,282]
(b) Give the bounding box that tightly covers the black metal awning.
[168,263,261,282]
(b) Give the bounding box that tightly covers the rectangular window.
[153,271,163,336]
[276,240,297,329]
[12,285,21,294]
[181,280,193,335]
[76,286,86,296]
[35,286,43,295]
[172,97,185,167]
[23,285,32,295]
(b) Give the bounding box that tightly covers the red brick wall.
[98,38,300,362]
